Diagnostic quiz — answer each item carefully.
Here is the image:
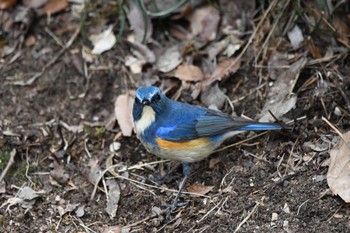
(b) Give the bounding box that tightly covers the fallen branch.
[0,149,16,183]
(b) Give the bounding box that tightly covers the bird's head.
[133,86,167,134]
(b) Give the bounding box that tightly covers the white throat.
[135,106,156,135]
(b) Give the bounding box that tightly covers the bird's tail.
[238,122,288,131]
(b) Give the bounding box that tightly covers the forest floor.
[1,0,350,232]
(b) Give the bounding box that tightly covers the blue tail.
[238,123,283,131]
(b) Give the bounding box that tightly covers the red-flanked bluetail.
[132,86,288,216]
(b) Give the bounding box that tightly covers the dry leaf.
[100,225,130,233]
[24,35,36,47]
[187,5,220,41]
[0,0,17,9]
[188,183,214,197]
[58,203,80,217]
[200,83,226,109]
[220,0,255,32]
[90,26,116,55]
[127,0,152,42]
[287,25,304,49]
[259,57,307,122]
[209,58,241,84]
[327,131,350,202]
[105,179,121,218]
[43,0,68,15]
[114,92,134,137]
[23,0,48,8]
[75,205,85,217]
[125,55,146,74]
[127,40,155,63]
[50,161,69,184]
[268,51,288,80]
[307,38,322,59]
[88,159,102,185]
[157,46,182,73]
[333,15,350,48]
[174,64,204,81]
[209,158,221,169]
[18,187,41,200]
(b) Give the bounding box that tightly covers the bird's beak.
[142,99,151,105]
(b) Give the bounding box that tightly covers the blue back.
[141,97,282,144]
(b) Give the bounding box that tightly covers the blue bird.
[133,86,285,214]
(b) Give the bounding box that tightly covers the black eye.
[152,93,161,102]
[135,98,140,104]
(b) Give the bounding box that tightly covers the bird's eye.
[135,98,141,104]
[152,93,161,102]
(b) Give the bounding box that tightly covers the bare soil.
[1,1,350,233]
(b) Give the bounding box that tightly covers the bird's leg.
[166,162,192,217]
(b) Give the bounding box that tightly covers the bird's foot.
[164,199,190,219]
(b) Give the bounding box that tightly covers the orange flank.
[156,137,210,150]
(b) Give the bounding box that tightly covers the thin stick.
[0,149,16,183]
[90,163,209,200]
[196,200,222,223]
[12,27,80,86]
[322,116,350,148]
[215,132,269,153]
[234,202,259,233]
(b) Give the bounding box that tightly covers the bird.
[132,86,286,215]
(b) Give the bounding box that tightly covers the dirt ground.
[1,1,350,232]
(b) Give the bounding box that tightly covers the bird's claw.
[165,200,190,218]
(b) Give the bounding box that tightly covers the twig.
[125,212,162,228]
[322,116,350,148]
[12,27,80,86]
[196,199,222,223]
[234,202,259,233]
[0,149,16,183]
[253,0,290,67]
[296,199,309,215]
[214,132,268,153]
[325,203,345,222]
[90,163,209,200]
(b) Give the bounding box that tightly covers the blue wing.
[156,104,282,142]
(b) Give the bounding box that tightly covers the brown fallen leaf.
[327,131,350,203]
[24,35,36,47]
[209,58,241,85]
[333,15,350,49]
[307,37,322,59]
[188,183,214,197]
[187,5,220,41]
[114,92,135,137]
[125,55,146,74]
[209,158,221,169]
[174,64,204,82]
[0,0,17,9]
[43,0,68,15]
